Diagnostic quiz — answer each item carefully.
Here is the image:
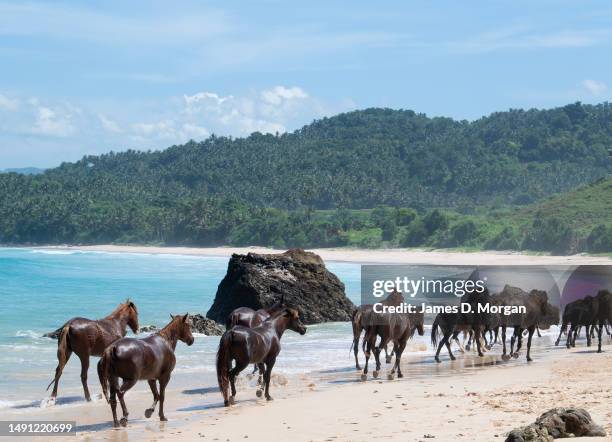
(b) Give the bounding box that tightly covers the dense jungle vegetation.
[1,103,611,254]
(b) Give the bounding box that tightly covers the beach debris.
[206,249,354,324]
[505,407,607,441]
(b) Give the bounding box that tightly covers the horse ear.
[183,313,189,322]
[170,314,175,320]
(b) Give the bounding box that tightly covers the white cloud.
[581,79,607,96]
[0,93,19,110]
[184,91,233,107]
[31,106,74,137]
[131,120,177,139]
[261,86,308,105]
[98,114,122,133]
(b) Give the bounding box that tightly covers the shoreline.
[16,244,612,265]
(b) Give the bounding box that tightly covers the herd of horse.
[46,286,611,428]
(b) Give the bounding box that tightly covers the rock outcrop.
[505,408,606,441]
[206,249,354,324]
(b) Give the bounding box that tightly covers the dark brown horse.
[594,290,612,353]
[360,291,423,381]
[46,299,139,404]
[431,288,492,363]
[97,314,194,427]
[351,291,405,370]
[495,289,556,362]
[226,295,285,328]
[217,307,306,406]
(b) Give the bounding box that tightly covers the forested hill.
[25,103,612,209]
[0,102,611,249]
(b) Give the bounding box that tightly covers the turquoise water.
[0,248,362,407]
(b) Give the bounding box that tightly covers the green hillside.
[0,103,611,253]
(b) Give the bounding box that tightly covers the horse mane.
[104,300,137,320]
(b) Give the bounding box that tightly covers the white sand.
[38,244,612,265]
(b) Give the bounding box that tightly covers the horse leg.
[144,380,159,418]
[566,325,574,348]
[353,334,361,370]
[445,338,456,361]
[361,333,374,381]
[256,363,265,391]
[373,338,388,378]
[474,327,484,357]
[117,378,137,427]
[536,327,542,338]
[229,360,248,404]
[513,327,522,358]
[384,344,393,364]
[501,326,510,360]
[572,326,579,347]
[49,346,72,401]
[555,323,565,346]
[597,323,603,353]
[393,341,407,379]
[77,354,91,402]
[466,330,473,351]
[263,358,276,401]
[434,332,447,363]
[526,326,535,362]
[158,374,170,421]
[388,343,399,379]
[452,330,465,353]
[109,377,119,428]
[586,325,592,347]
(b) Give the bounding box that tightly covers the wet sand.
[5,335,611,441]
[36,244,612,265]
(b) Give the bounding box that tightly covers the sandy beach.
[5,341,610,442]
[41,244,612,265]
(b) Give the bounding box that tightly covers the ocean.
[0,247,364,409]
[0,248,568,413]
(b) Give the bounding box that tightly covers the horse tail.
[350,308,361,355]
[216,330,233,405]
[431,315,440,347]
[97,347,113,403]
[46,324,70,391]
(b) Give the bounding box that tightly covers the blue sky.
[1,1,612,168]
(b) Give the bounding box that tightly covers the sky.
[1,1,612,168]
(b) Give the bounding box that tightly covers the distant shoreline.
[15,244,612,265]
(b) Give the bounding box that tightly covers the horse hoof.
[224,400,230,407]
[256,389,263,398]
[385,357,392,364]
[266,396,274,402]
[356,365,361,371]
[450,356,456,361]
[527,357,533,362]
[512,353,519,359]
[372,370,379,379]
[229,396,236,405]
[160,417,168,422]
[145,408,154,418]
[387,373,394,380]
[397,372,403,378]
[360,373,367,381]
[501,354,510,361]
[435,358,441,363]
[119,417,128,427]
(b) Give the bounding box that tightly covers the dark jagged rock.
[189,314,225,335]
[505,407,606,441]
[139,325,159,333]
[206,249,354,324]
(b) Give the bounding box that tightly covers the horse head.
[282,308,307,335]
[124,298,139,333]
[170,313,194,346]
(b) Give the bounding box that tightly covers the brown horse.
[495,289,556,362]
[360,291,423,381]
[217,307,306,406]
[351,291,404,370]
[46,299,139,404]
[97,314,194,427]
[226,295,285,328]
